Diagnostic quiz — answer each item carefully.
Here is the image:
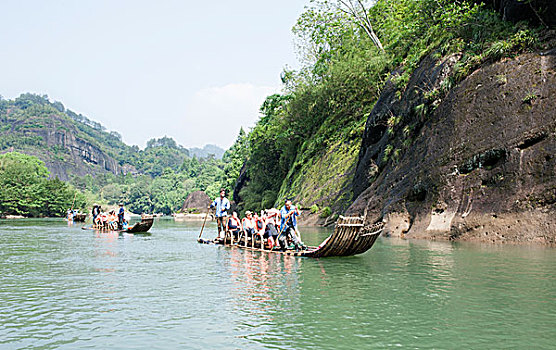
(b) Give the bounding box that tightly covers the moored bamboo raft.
[198,216,383,258]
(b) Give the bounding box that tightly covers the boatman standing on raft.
[209,188,230,239]
[279,199,305,251]
[117,203,125,229]
[91,205,100,225]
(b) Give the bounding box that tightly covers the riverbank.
[0,215,27,219]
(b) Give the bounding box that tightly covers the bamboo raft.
[82,216,154,233]
[72,213,87,222]
[198,216,383,258]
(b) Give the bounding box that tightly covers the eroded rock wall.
[33,128,122,180]
[349,50,556,244]
[2,111,125,181]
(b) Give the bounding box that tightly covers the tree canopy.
[0,152,85,217]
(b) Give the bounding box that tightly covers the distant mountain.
[188,144,225,159]
[0,93,198,180]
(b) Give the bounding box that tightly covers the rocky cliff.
[0,95,198,181]
[348,35,556,244]
[0,97,127,181]
[229,1,556,245]
[33,125,123,180]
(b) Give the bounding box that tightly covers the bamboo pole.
[198,210,209,240]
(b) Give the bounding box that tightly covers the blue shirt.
[280,205,298,231]
[211,197,230,217]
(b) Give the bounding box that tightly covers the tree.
[51,101,65,113]
[188,156,200,178]
[0,152,82,216]
[336,0,384,52]
[223,128,249,195]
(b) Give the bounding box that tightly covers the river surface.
[0,218,554,349]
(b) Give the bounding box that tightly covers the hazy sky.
[0,0,307,149]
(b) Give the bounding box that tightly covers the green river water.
[0,218,554,349]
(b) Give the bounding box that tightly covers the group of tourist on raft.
[65,209,81,221]
[209,189,307,251]
[91,204,128,230]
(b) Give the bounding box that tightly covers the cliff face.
[348,45,556,244]
[32,126,122,180]
[1,108,124,181]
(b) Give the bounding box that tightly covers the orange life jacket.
[228,216,242,230]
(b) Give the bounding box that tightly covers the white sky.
[0,0,307,149]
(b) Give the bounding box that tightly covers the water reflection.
[227,247,305,331]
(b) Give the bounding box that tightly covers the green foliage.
[0,94,229,215]
[393,148,402,162]
[382,144,393,163]
[522,91,538,104]
[0,94,201,178]
[137,144,188,177]
[310,204,319,214]
[319,206,332,218]
[0,152,84,217]
[222,128,249,197]
[69,155,225,215]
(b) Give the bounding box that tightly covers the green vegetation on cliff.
[229,0,541,215]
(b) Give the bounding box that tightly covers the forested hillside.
[0,94,229,215]
[227,0,555,242]
[0,93,127,180]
